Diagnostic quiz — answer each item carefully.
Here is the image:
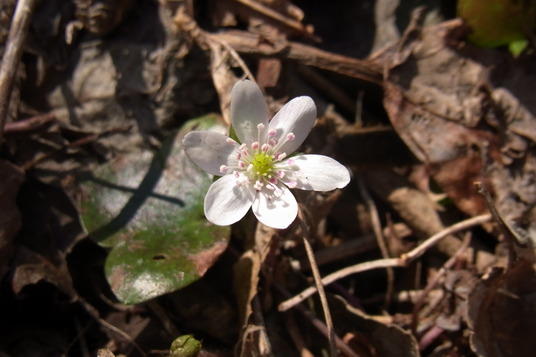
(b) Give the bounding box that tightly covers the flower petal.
[278,154,350,191]
[231,80,269,146]
[204,175,256,226]
[252,185,298,229]
[183,131,239,176]
[269,96,316,154]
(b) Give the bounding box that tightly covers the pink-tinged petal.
[269,96,316,154]
[231,80,269,146]
[183,131,239,176]
[204,175,256,226]
[279,154,350,191]
[252,185,298,229]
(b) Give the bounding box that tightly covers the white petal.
[279,154,350,191]
[269,96,316,154]
[183,131,239,176]
[231,80,269,146]
[204,175,256,226]
[252,185,298,229]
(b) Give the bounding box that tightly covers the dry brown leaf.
[467,259,536,357]
[330,295,420,357]
[234,222,276,357]
[384,19,536,245]
[10,180,85,298]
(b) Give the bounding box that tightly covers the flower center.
[251,152,273,177]
[221,125,298,194]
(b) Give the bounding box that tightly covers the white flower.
[182,80,351,229]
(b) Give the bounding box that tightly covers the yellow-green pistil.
[251,152,274,177]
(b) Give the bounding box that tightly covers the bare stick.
[3,112,56,133]
[411,232,472,333]
[0,0,39,142]
[357,177,394,307]
[298,209,338,357]
[272,282,359,357]
[279,213,491,311]
[209,30,383,84]
[232,0,317,40]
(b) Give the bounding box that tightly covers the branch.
[279,214,492,311]
[0,0,39,143]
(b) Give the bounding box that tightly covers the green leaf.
[457,0,536,49]
[509,39,528,57]
[228,124,240,144]
[80,115,230,304]
[169,335,202,357]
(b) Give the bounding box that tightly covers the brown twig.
[357,177,394,308]
[282,311,315,357]
[231,0,318,41]
[20,125,131,170]
[476,181,526,250]
[279,214,492,311]
[0,0,39,143]
[79,300,147,357]
[3,113,56,133]
[303,233,377,269]
[411,232,472,333]
[209,30,383,85]
[297,208,338,357]
[272,282,359,357]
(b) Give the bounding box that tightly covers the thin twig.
[476,181,526,251]
[298,208,338,357]
[357,177,394,308]
[279,214,491,311]
[282,311,315,357]
[231,0,318,40]
[411,232,472,333]
[3,113,56,133]
[272,282,359,357]
[0,0,39,142]
[79,300,147,357]
[209,30,383,84]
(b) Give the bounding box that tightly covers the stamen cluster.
[218,123,299,197]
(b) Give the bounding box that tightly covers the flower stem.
[297,208,338,357]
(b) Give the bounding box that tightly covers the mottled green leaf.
[80,115,230,304]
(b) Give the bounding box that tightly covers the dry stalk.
[279,214,492,311]
[297,208,338,357]
[0,0,39,142]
